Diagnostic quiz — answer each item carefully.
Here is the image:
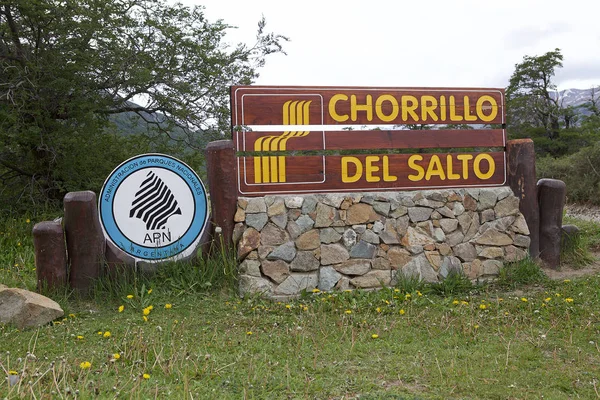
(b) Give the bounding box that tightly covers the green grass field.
[1,213,600,399]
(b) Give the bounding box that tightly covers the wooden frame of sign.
[230,86,506,196]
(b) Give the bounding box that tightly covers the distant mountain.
[552,87,599,115]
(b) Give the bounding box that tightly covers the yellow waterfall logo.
[253,100,312,183]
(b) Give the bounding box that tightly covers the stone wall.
[234,187,531,298]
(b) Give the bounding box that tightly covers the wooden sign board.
[231,86,506,195]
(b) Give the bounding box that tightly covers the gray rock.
[267,198,286,217]
[261,223,290,246]
[319,267,342,291]
[314,203,336,227]
[401,254,438,282]
[432,228,446,242]
[0,288,64,329]
[246,198,267,213]
[267,242,297,262]
[373,201,391,216]
[390,205,408,218]
[514,234,531,248]
[343,229,358,247]
[494,195,520,217]
[335,259,371,276]
[284,196,304,209]
[350,270,392,288]
[238,259,262,277]
[238,275,273,297]
[295,215,315,233]
[346,203,378,224]
[301,196,318,214]
[436,206,455,218]
[480,209,495,222]
[352,224,367,234]
[320,228,342,244]
[453,202,465,216]
[246,213,268,231]
[446,231,464,247]
[372,220,384,234]
[477,246,504,259]
[349,241,376,259]
[478,189,498,210]
[291,251,320,272]
[505,245,528,262]
[321,244,350,265]
[270,213,287,230]
[408,207,434,222]
[395,216,410,236]
[401,227,435,247]
[320,193,345,208]
[473,228,513,246]
[439,218,459,233]
[274,273,318,295]
[439,256,462,278]
[388,247,412,269]
[361,230,380,244]
[286,220,303,239]
[372,257,391,270]
[261,260,290,283]
[453,242,477,262]
[511,214,530,235]
[482,259,503,275]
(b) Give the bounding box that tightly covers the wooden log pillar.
[205,140,238,251]
[63,191,105,294]
[32,221,67,291]
[506,139,540,258]
[537,179,566,269]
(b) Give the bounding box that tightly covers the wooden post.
[63,191,105,294]
[205,140,237,251]
[33,221,67,291]
[537,178,566,269]
[506,139,540,258]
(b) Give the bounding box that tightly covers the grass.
[1,213,600,399]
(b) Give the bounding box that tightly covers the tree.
[506,48,563,139]
[0,0,287,206]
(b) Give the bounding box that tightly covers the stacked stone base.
[234,188,530,298]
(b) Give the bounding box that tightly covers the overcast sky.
[182,0,600,91]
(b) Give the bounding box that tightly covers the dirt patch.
[542,251,600,280]
[565,203,600,224]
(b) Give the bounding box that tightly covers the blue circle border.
[98,154,208,261]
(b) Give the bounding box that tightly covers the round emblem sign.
[99,154,209,262]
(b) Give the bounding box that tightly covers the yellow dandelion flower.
[143,316,148,322]
[148,305,153,310]
[565,298,574,303]
[113,353,121,360]
[371,334,379,339]
[118,305,124,313]
[97,331,103,335]
[26,219,30,224]
[474,325,480,329]
[394,288,400,293]
[147,289,152,294]
[80,361,91,370]
[312,288,320,293]
[103,331,111,338]
[555,293,561,297]
[399,309,405,315]
[376,307,382,313]
[521,297,528,302]
[8,370,18,375]
[143,373,150,379]
[17,242,21,246]
[76,335,84,340]
[405,294,411,300]
[285,304,291,309]
[544,297,552,302]
[479,304,487,310]
[416,291,422,297]
[563,279,571,283]
[69,313,76,318]
[460,301,469,306]
[452,300,459,305]
[246,331,253,335]
[127,295,133,299]
[143,308,150,316]
[165,304,172,309]
[345,310,352,314]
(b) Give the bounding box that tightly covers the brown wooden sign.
[230,86,506,196]
[232,86,505,126]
